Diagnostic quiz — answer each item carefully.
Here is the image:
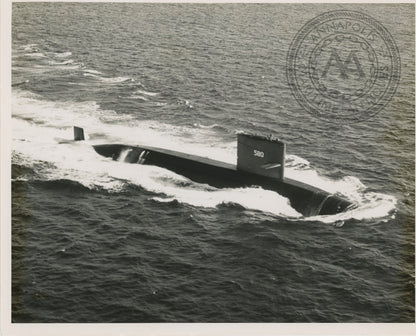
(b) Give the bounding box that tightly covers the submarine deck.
[142,145,237,170]
[106,143,330,196]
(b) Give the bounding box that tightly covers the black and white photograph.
[1,1,415,335]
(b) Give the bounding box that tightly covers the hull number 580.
[254,150,264,158]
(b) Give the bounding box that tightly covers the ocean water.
[11,3,414,322]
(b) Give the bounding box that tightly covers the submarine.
[73,126,354,216]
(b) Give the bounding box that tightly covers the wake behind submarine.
[73,126,354,216]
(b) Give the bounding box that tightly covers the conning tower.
[237,133,285,180]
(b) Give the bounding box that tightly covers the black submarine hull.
[93,143,353,216]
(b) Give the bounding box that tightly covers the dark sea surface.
[11,3,414,322]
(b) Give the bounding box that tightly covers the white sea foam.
[100,76,132,83]
[22,44,38,51]
[134,89,159,96]
[284,154,397,223]
[83,73,99,78]
[285,155,364,196]
[83,69,103,75]
[12,90,100,129]
[151,196,176,203]
[48,59,75,65]
[83,72,132,83]
[11,89,396,223]
[303,192,397,224]
[52,64,80,71]
[128,95,148,101]
[54,51,72,58]
[193,123,219,129]
[117,148,132,163]
[24,52,46,58]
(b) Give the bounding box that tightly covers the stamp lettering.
[286,10,401,123]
